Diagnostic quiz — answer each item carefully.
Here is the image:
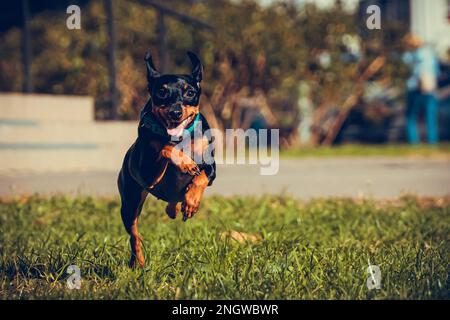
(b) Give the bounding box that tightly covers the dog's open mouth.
[166,115,194,137]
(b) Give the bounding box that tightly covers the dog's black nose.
[169,109,183,120]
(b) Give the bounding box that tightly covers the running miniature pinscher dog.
[118,52,216,268]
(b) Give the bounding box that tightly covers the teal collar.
[141,112,200,138]
[184,112,200,135]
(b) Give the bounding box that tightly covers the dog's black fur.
[118,52,216,268]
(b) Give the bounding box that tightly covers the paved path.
[1,157,449,199]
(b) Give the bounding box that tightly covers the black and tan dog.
[118,52,216,268]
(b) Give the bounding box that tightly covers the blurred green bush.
[0,0,408,143]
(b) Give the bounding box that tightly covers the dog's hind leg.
[118,168,148,268]
[165,202,181,219]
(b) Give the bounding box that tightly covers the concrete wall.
[0,93,94,122]
[0,93,138,172]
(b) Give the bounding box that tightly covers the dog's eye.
[184,89,196,99]
[157,87,169,99]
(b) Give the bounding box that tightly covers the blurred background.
[0,0,449,198]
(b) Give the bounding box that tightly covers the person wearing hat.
[402,33,440,144]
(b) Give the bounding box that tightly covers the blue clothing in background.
[403,46,440,144]
[406,90,438,144]
[402,46,439,91]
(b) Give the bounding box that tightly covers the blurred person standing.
[402,34,440,144]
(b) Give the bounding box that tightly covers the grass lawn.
[0,195,448,299]
[281,143,450,158]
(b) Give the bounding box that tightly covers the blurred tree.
[21,0,32,93]
[0,0,409,145]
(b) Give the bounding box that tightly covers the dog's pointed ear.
[187,51,203,83]
[145,52,160,83]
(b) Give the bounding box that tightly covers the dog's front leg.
[159,145,200,176]
[182,171,209,220]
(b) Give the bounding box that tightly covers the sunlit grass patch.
[0,195,448,299]
[281,143,450,158]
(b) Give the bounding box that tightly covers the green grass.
[281,143,450,158]
[0,195,449,300]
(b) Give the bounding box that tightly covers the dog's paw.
[182,185,204,221]
[129,254,145,269]
[179,161,201,176]
[181,199,199,221]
